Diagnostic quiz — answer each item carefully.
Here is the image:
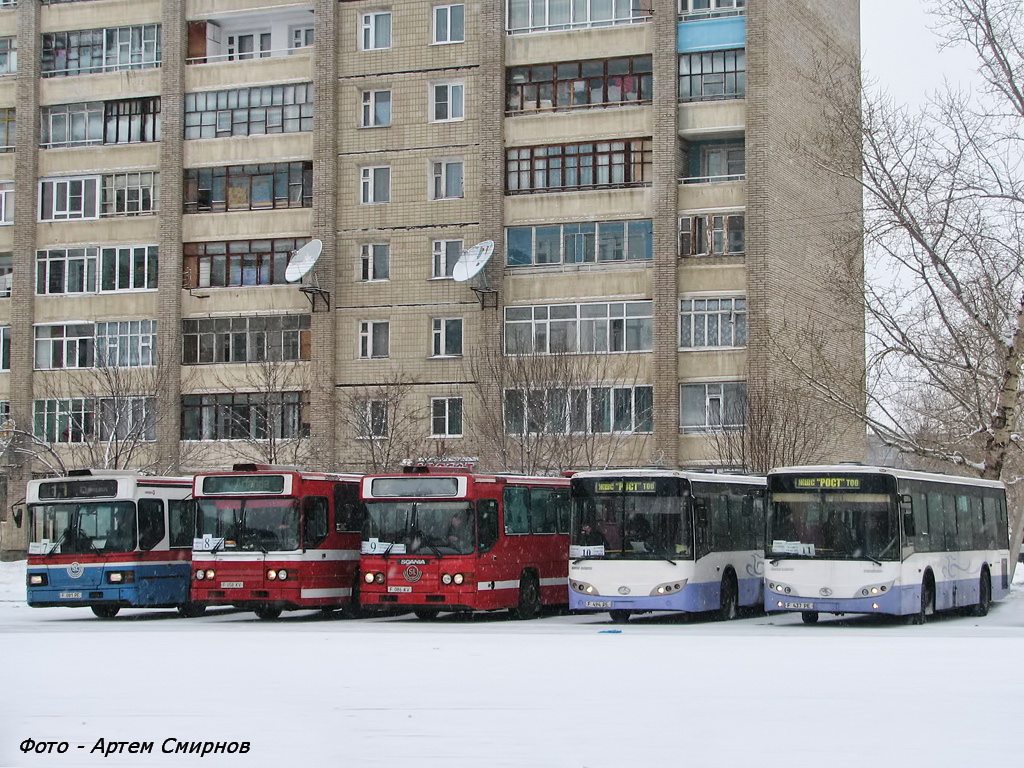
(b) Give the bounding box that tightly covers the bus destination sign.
[794,477,861,490]
[594,480,657,494]
[202,475,286,494]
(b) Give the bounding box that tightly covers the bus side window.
[503,486,530,535]
[334,483,366,532]
[478,499,499,552]
[138,499,165,551]
[693,496,711,558]
[303,497,329,548]
[553,488,570,534]
[530,487,557,533]
[168,499,193,548]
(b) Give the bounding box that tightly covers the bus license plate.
[585,600,613,608]
[59,592,82,599]
[220,582,243,589]
[387,586,412,593]
[784,601,814,609]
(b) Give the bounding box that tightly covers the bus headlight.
[768,581,794,595]
[268,569,289,581]
[441,573,466,586]
[363,572,375,584]
[267,570,276,580]
[442,574,452,585]
[277,569,288,581]
[106,571,135,584]
[453,573,465,585]
[205,569,215,580]
[363,572,386,584]
[650,579,688,596]
[857,581,893,597]
[570,580,598,595]
[28,573,47,586]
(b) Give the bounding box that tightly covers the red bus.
[190,464,365,620]
[359,468,570,619]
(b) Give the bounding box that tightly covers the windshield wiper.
[44,531,68,556]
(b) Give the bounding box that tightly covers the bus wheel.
[254,605,282,620]
[609,610,631,624]
[801,611,819,625]
[970,570,991,617]
[512,572,541,620]
[905,577,934,625]
[414,609,439,621]
[177,602,206,618]
[91,605,119,619]
[718,573,738,621]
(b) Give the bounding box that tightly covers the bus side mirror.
[899,494,915,537]
[11,504,23,528]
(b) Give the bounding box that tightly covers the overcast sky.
[860,0,980,106]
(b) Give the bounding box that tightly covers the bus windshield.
[196,498,300,552]
[29,502,138,554]
[767,474,898,561]
[364,501,475,555]
[570,477,691,560]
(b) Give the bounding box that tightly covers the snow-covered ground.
[1,558,1022,768]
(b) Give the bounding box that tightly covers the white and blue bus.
[765,465,1011,624]
[569,469,766,622]
[21,470,199,619]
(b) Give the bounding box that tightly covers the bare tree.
[706,380,835,474]
[790,0,1024,486]
[336,375,445,473]
[468,347,653,475]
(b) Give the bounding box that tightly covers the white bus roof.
[569,468,764,486]
[767,464,1005,490]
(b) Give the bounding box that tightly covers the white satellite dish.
[452,240,494,283]
[285,239,323,283]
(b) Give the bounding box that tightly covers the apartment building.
[0,0,865,554]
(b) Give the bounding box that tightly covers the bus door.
[298,495,339,599]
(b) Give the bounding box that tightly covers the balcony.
[186,9,314,65]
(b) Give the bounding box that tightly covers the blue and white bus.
[765,465,1011,624]
[21,470,200,619]
[569,469,766,622]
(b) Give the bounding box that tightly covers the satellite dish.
[285,239,323,283]
[452,240,494,283]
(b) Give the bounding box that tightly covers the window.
[0,253,10,298]
[679,49,745,102]
[361,90,391,127]
[181,314,311,364]
[433,5,464,43]
[103,98,162,144]
[0,326,9,370]
[504,386,653,434]
[39,177,100,221]
[102,172,159,217]
[35,324,95,369]
[40,103,102,148]
[0,37,16,74]
[430,82,464,122]
[681,381,746,431]
[34,399,94,443]
[504,301,653,354]
[507,220,652,265]
[359,321,389,359]
[37,246,158,295]
[0,181,11,225]
[184,238,303,288]
[360,166,391,204]
[680,297,746,348]
[506,55,652,113]
[507,0,649,34]
[432,240,462,278]
[357,399,389,438]
[506,138,652,193]
[431,397,463,437]
[184,84,314,139]
[431,318,463,357]
[291,26,315,49]
[683,142,745,183]
[184,162,313,213]
[181,392,309,440]
[226,31,271,60]
[0,108,14,151]
[679,0,745,19]
[679,213,744,256]
[361,12,392,50]
[95,320,156,367]
[360,244,390,281]
[41,25,161,77]
[431,160,463,199]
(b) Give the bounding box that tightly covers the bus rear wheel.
[609,610,631,624]
[254,605,282,620]
[512,572,541,620]
[969,570,991,617]
[801,611,819,625]
[91,605,120,619]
